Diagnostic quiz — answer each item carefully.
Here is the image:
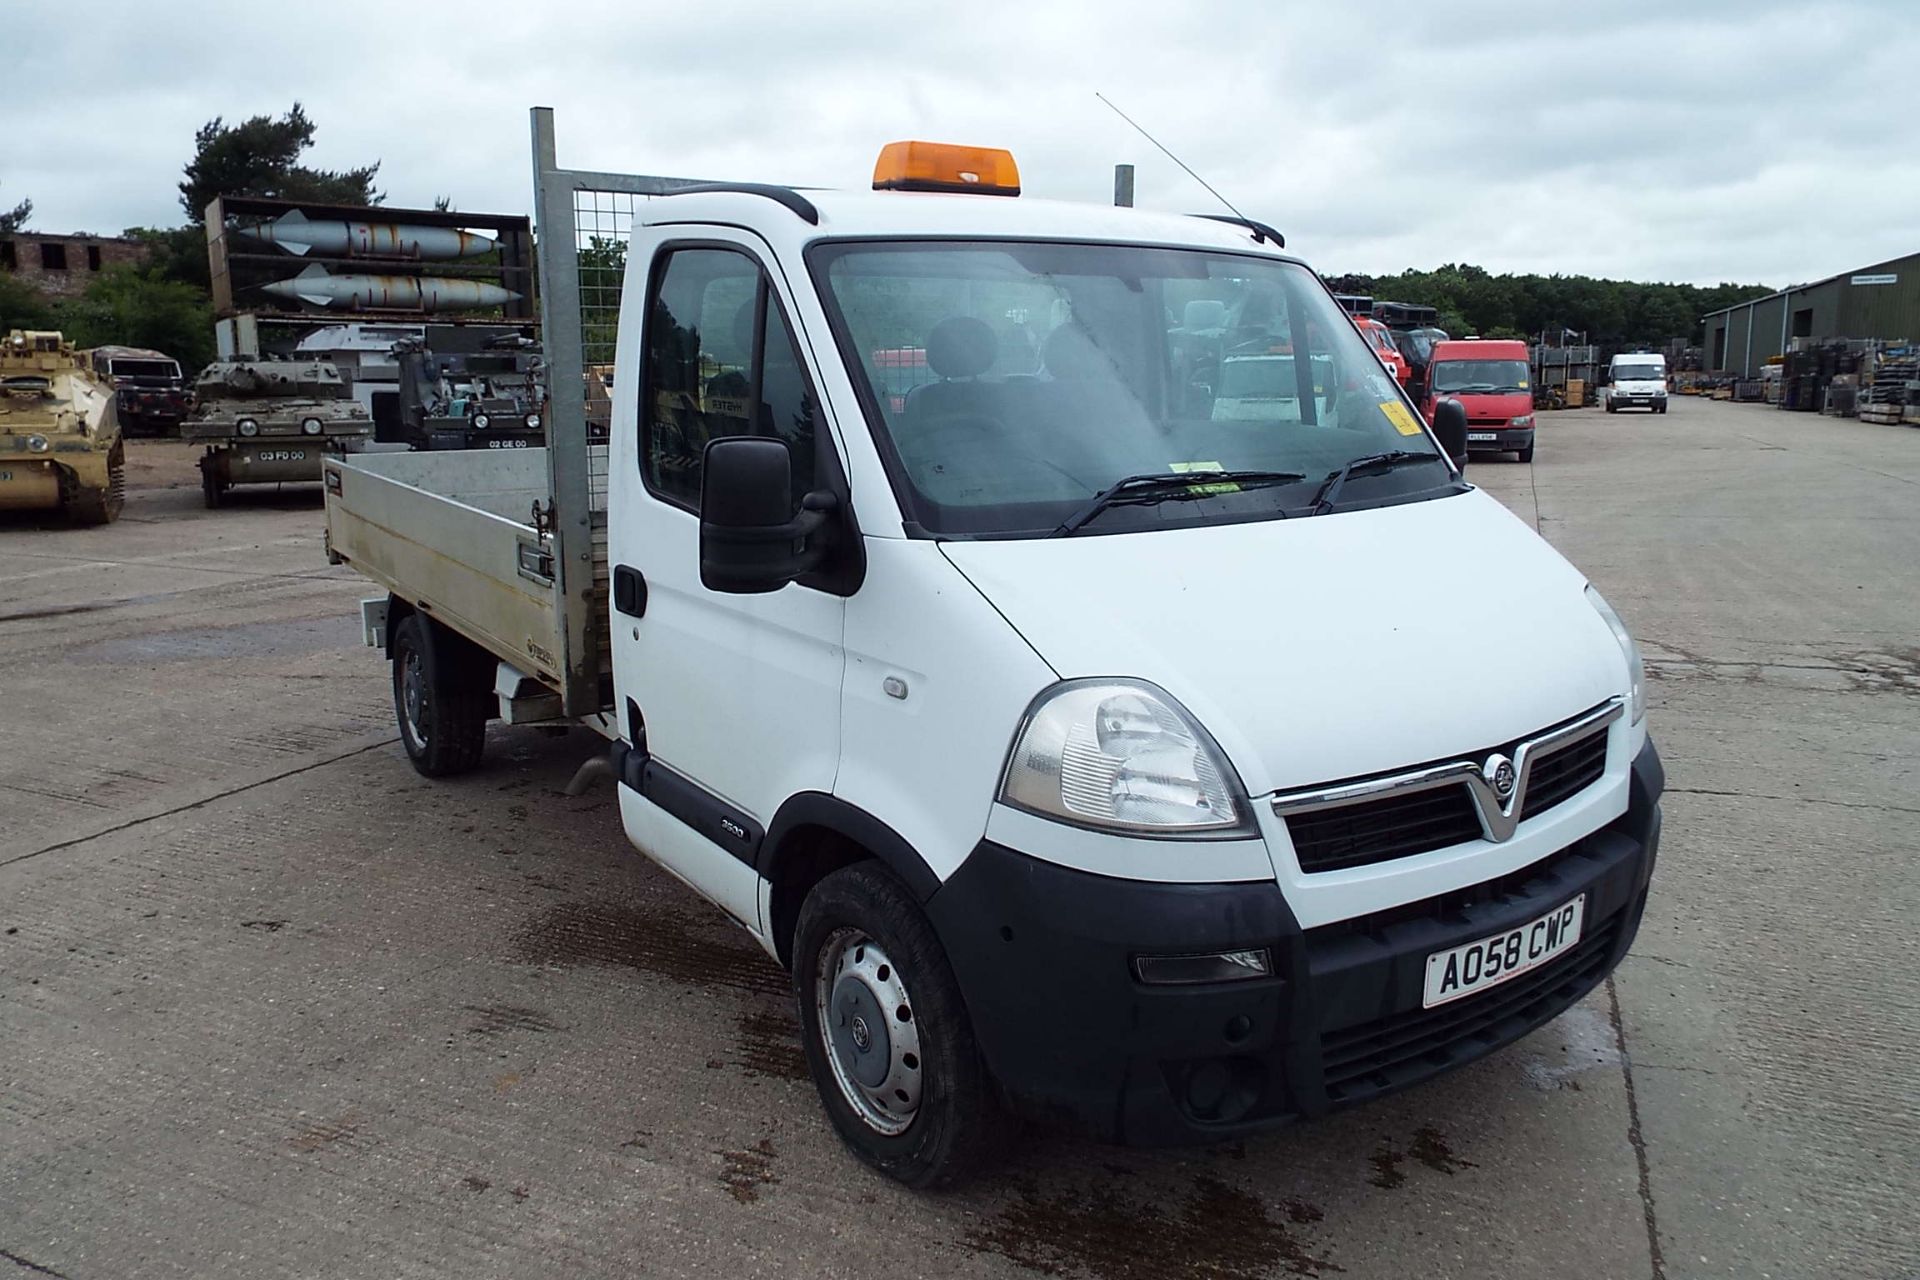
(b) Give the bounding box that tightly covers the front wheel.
[794,863,1011,1188]
[390,612,490,777]
[200,454,225,509]
[65,447,125,525]
[1518,444,1535,463]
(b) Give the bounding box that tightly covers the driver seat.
[902,316,1000,429]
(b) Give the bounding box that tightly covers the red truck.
[1424,338,1535,462]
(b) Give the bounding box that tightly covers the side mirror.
[1431,398,1469,469]
[699,436,834,594]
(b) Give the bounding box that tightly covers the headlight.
[472,413,491,430]
[1586,587,1645,724]
[1000,680,1246,835]
[301,417,323,436]
[25,434,49,453]
[523,413,541,430]
[236,418,260,437]
[1510,414,1534,427]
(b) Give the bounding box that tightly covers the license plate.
[1467,432,1498,442]
[1423,895,1585,1008]
[485,438,531,449]
[254,449,309,462]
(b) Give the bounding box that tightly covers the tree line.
[1324,264,1774,349]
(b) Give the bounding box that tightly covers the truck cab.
[325,122,1662,1188]
[1425,337,1536,462]
[84,346,191,437]
[1353,316,1411,385]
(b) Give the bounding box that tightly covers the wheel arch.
[386,597,492,690]
[759,793,942,969]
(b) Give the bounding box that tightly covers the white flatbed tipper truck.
[323,110,1664,1187]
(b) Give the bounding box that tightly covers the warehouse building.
[1703,250,1920,376]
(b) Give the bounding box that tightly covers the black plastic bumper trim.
[924,734,1664,1147]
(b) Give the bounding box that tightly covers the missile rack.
[206,196,536,355]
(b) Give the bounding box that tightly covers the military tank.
[0,330,125,526]
[182,357,373,508]
[391,332,546,451]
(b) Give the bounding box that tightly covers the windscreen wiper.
[1309,451,1440,515]
[1051,469,1306,537]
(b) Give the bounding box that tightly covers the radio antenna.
[1095,92,1254,230]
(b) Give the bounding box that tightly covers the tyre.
[65,446,125,525]
[1518,444,1534,463]
[1656,404,1668,415]
[1606,401,1617,414]
[200,455,225,510]
[390,612,490,777]
[794,863,1011,1188]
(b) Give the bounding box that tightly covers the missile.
[238,209,496,259]
[260,265,519,312]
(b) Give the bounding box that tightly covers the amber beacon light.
[872,142,1022,196]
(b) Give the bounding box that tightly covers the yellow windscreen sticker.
[1380,401,1423,436]
[1169,461,1239,493]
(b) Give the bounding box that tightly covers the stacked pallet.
[1859,349,1917,425]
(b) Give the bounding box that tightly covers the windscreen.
[109,358,181,381]
[1614,363,1663,382]
[815,241,1451,537]
[1432,359,1529,393]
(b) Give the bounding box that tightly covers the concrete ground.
[1,406,1914,1280]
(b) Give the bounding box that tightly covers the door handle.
[613,564,647,618]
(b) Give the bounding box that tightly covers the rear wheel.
[390,612,490,777]
[794,863,1011,1188]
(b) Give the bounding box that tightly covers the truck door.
[609,235,846,931]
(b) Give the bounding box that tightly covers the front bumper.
[1465,426,1533,452]
[0,457,64,510]
[201,435,369,486]
[1611,395,1666,410]
[928,737,1663,1146]
[418,427,542,452]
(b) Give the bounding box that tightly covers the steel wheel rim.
[814,926,923,1136]
[399,648,427,748]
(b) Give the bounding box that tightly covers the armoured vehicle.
[392,332,545,450]
[0,330,124,525]
[182,357,373,508]
[83,346,193,437]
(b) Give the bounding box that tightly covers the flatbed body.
[322,445,612,724]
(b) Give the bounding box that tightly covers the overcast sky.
[4,0,1914,288]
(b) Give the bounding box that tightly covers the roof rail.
[1192,213,1285,248]
[659,183,820,226]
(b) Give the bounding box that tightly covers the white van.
[1607,352,1668,413]
[324,118,1665,1188]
